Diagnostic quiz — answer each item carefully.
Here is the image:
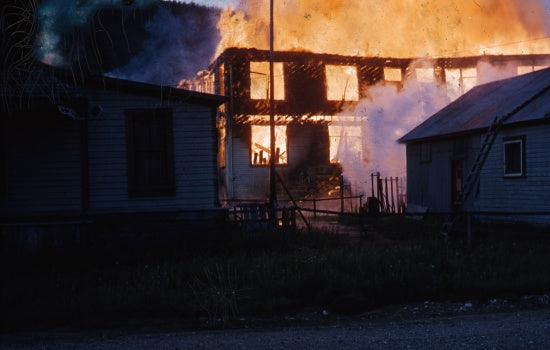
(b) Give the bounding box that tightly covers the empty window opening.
[503,137,525,177]
[384,67,402,82]
[415,68,435,83]
[251,124,287,165]
[325,65,359,101]
[328,123,362,164]
[517,65,548,75]
[445,67,477,101]
[218,116,226,168]
[250,61,285,100]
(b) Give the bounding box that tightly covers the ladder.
[440,116,504,234]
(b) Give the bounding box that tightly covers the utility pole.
[269,0,277,212]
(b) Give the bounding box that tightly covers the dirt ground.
[3,297,550,349]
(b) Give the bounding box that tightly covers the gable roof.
[399,67,550,143]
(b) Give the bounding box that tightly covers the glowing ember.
[216,0,550,58]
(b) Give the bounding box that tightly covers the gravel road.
[3,308,550,349]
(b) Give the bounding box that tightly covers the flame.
[216,0,550,57]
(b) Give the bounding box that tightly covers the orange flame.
[216,0,550,57]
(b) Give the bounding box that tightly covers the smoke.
[336,59,544,196]
[35,0,156,66]
[217,0,550,57]
[107,4,221,85]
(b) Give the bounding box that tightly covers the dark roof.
[2,63,226,113]
[58,69,226,107]
[399,68,550,143]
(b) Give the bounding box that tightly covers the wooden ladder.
[440,116,503,234]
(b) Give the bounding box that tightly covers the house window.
[328,124,362,164]
[503,136,525,177]
[250,61,285,100]
[251,124,287,165]
[517,65,548,75]
[445,67,477,101]
[415,68,435,83]
[325,65,359,101]
[125,108,175,197]
[383,67,402,82]
[218,116,226,168]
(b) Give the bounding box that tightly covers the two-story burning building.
[191,47,549,205]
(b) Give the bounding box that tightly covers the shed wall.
[0,114,82,217]
[85,89,219,213]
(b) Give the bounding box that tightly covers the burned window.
[250,61,285,100]
[328,122,362,164]
[503,136,525,177]
[218,116,226,168]
[383,67,402,82]
[251,124,287,165]
[325,65,359,101]
[517,65,548,75]
[125,108,175,197]
[415,68,435,83]
[445,67,477,101]
[218,65,225,95]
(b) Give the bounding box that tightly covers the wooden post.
[370,173,375,198]
[384,177,389,213]
[341,175,345,213]
[313,199,317,218]
[390,177,395,213]
[396,177,400,213]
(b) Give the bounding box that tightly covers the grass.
[2,218,550,331]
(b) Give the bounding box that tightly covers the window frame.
[125,108,176,197]
[249,124,288,167]
[503,136,526,178]
[325,64,359,101]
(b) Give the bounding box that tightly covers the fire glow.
[216,0,550,58]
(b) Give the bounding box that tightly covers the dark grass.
[2,218,550,331]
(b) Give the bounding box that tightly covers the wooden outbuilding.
[399,68,550,225]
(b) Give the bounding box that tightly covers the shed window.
[125,108,175,197]
[325,65,359,101]
[251,125,287,165]
[250,61,285,100]
[503,137,525,177]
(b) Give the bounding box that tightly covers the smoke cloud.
[107,4,220,85]
[336,60,548,196]
[36,0,156,66]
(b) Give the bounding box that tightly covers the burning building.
[193,47,549,204]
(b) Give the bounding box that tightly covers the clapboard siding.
[85,89,218,213]
[480,124,550,218]
[0,116,82,216]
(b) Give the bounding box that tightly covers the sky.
[166,0,238,8]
